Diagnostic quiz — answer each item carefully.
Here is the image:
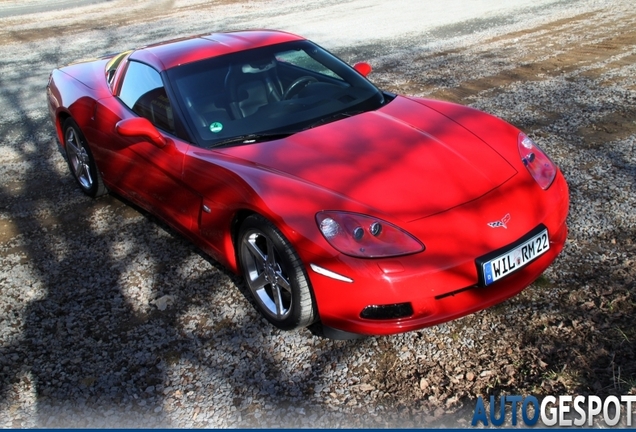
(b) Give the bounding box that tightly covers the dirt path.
[373,8,636,143]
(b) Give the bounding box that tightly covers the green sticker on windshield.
[209,122,223,133]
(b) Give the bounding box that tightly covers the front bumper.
[303,172,569,336]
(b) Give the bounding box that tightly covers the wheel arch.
[230,209,258,271]
[228,209,290,269]
[228,207,312,272]
[54,110,72,148]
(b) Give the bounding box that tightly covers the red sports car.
[47,30,569,339]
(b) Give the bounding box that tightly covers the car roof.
[128,30,305,71]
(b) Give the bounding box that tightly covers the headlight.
[518,133,556,190]
[316,211,424,258]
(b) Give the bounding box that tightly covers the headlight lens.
[518,133,556,190]
[316,211,424,258]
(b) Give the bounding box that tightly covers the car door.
[94,60,200,233]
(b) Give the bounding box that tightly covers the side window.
[119,61,175,133]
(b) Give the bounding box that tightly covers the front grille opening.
[360,302,414,320]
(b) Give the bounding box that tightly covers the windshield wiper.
[303,110,362,131]
[208,111,363,148]
[208,132,296,148]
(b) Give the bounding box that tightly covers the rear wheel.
[63,118,106,197]
[238,214,317,330]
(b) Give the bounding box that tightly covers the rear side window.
[119,61,175,133]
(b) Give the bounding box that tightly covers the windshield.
[166,40,385,147]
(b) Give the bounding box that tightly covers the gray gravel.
[1,0,635,428]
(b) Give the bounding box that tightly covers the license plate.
[481,228,549,286]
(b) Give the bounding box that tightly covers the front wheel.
[238,214,317,330]
[63,118,107,197]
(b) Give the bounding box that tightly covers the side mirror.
[116,117,167,148]
[353,62,372,77]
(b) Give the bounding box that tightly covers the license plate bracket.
[476,225,550,287]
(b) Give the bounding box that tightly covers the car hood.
[223,96,517,222]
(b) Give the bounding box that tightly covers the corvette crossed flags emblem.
[487,213,511,229]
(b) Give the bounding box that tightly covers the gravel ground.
[0,0,635,428]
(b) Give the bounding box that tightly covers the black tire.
[63,118,107,197]
[238,214,317,330]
